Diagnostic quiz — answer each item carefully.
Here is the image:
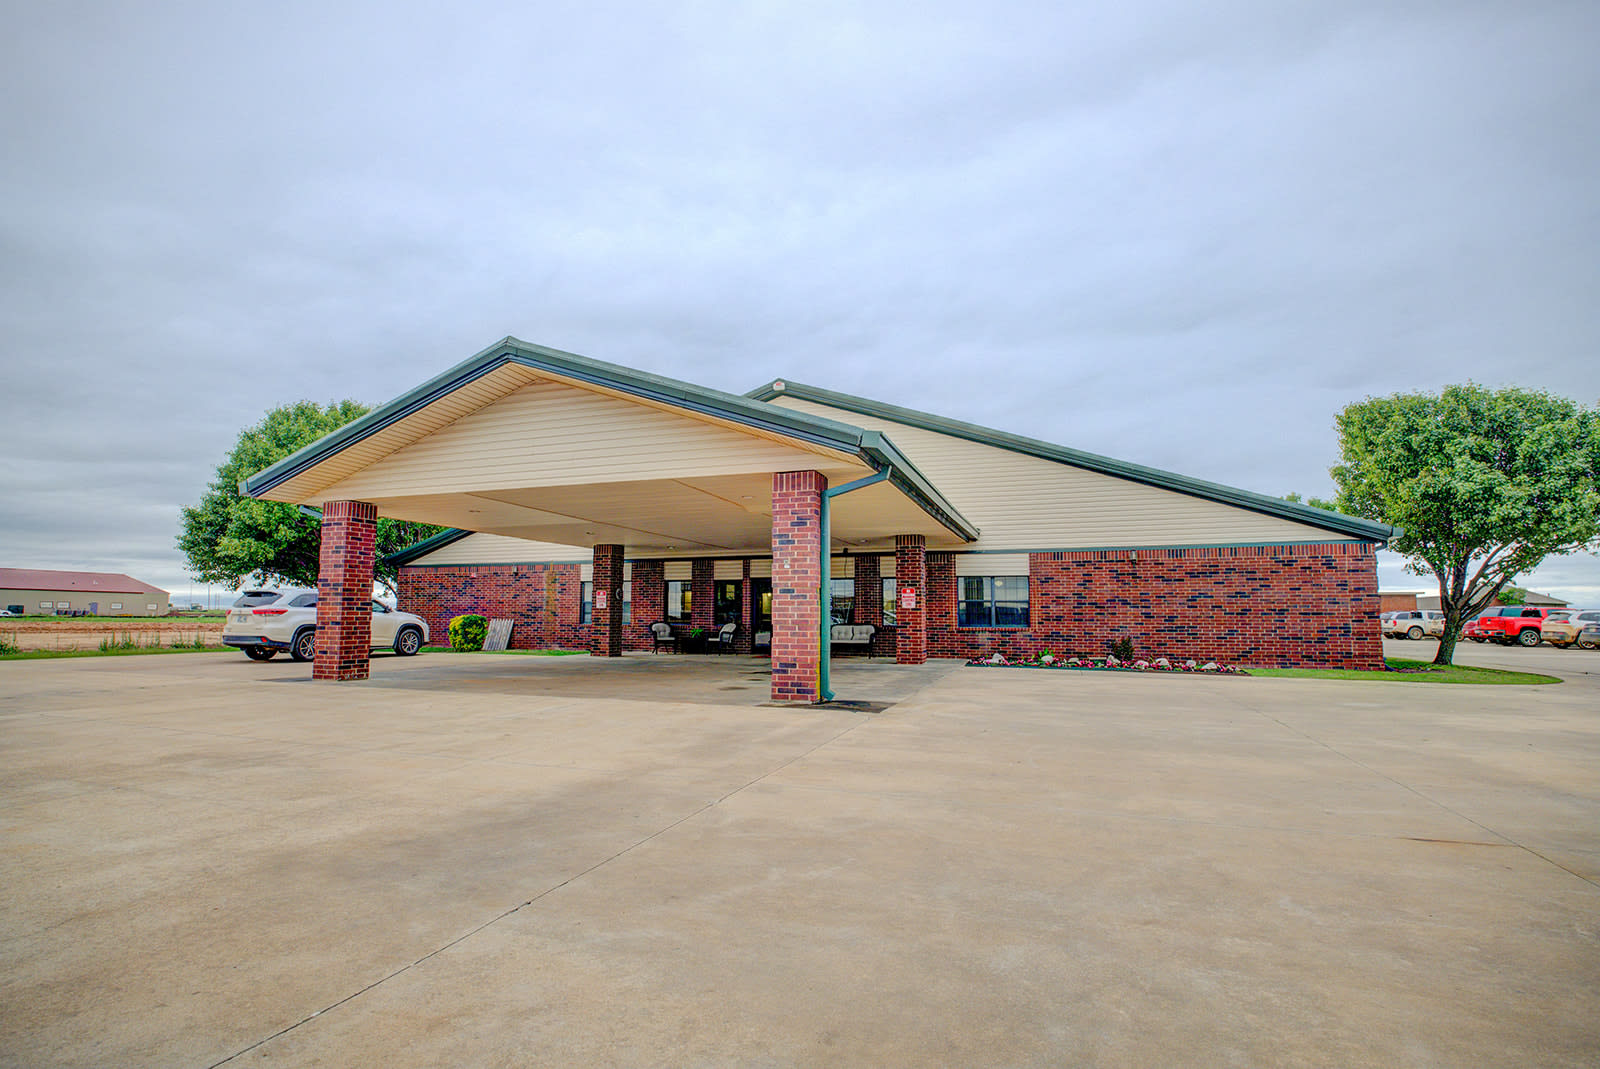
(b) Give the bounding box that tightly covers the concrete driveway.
[1,650,1596,1067]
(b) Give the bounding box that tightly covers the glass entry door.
[715,581,741,627]
[750,578,772,633]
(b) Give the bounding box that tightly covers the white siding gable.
[771,397,1351,551]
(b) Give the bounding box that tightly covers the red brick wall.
[894,535,927,664]
[590,544,624,657]
[691,558,715,632]
[632,560,664,645]
[398,563,596,651]
[314,500,377,681]
[924,542,1381,668]
[770,470,825,701]
[400,540,1382,669]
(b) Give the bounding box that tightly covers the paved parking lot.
[1,648,1596,1067]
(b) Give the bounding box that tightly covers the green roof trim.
[242,337,978,543]
[382,527,474,566]
[745,379,1396,544]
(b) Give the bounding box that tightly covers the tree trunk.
[1433,624,1459,666]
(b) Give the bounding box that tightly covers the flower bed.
[965,650,1248,675]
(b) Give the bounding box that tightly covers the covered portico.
[242,338,976,702]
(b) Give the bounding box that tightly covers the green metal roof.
[383,527,474,566]
[242,337,979,543]
[744,379,1396,544]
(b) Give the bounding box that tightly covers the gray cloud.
[2,1,1596,601]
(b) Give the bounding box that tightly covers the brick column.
[590,544,624,657]
[314,500,377,681]
[631,560,664,644]
[736,558,754,653]
[691,558,715,634]
[854,554,881,628]
[895,534,927,665]
[771,470,826,702]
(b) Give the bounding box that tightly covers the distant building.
[1415,590,1568,612]
[1379,592,1423,612]
[0,568,171,616]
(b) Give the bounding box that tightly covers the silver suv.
[222,589,429,662]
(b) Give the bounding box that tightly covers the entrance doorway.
[715,581,741,627]
[750,578,772,633]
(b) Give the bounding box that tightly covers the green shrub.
[448,614,489,652]
[1109,635,1135,661]
[0,633,19,655]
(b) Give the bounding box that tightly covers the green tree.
[178,401,443,595]
[1496,585,1528,606]
[1327,384,1600,665]
[1281,491,1340,511]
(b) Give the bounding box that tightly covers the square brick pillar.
[771,470,826,702]
[691,558,716,633]
[314,500,377,681]
[590,544,624,657]
[737,558,754,653]
[895,534,927,665]
[631,560,664,643]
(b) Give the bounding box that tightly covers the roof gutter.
[819,469,891,702]
[747,379,1396,545]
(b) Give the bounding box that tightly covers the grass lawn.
[0,615,218,622]
[1251,657,1560,685]
[0,646,233,662]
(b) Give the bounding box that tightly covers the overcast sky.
[2,1,1596,607]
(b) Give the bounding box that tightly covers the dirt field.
[1,617,224,652]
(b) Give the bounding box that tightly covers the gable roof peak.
[746,378,1395,544]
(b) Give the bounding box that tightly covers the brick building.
[242,338,1393,700]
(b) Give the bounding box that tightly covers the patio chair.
[714,621,738,653]
[650,621,678,653]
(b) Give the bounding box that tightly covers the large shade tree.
[1328,384,1600,665]
[178,401,443,595]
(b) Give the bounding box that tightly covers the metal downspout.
[819,470,891,701]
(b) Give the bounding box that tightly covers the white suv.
[222,589,429,662]
[1383,610,1445,639]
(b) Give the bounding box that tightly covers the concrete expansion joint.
[202,716,870,1068]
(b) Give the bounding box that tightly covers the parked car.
[1579,623,1600,650]
[1464,606,1558,647]
[1383,610,1445,639]
[221,589,428,661]
[1542,609,1600,649]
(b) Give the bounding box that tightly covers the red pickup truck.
[1464,606,1558,647]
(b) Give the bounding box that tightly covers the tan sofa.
[830,624,876,656]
